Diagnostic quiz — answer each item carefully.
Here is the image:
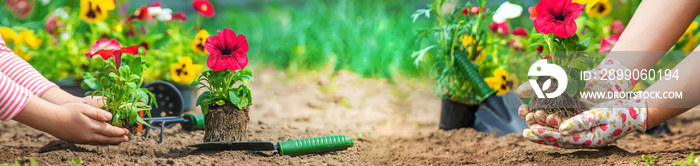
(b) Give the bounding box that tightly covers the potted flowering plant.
[412,0,519,130]
[81,39,154,134]
[189,28,253,142]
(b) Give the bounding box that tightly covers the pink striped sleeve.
[0,70,32,121]
[0,36,58,97]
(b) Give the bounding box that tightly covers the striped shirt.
[0,34,57,120]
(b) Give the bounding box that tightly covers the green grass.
[217,0,431,81]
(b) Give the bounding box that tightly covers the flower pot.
[203,102,250,142]
[439,98,478,130]
[177,85,195,111]
[57,84,90,97]
[144,81,185,129]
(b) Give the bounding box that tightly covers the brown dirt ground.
[1,67,699,165]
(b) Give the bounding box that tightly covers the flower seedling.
[673,152,700,166]
[81,39,155,133]
[189,28,253,142]
[526,0,593,118]
[633,155,657,166]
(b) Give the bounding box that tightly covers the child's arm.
[12,95,129,145]
[0,37,100,107]
[0,69,127,144]
[607,0,700,71]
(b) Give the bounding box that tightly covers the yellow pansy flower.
[484,68,509,96]
[682,34,700,52]
[460,35,475,47]
[678,21,698,43]
[191,30,210,55]
[13,46,33,61]
[79,0,115,24]
[170,57,204,84]
[0,27,16,42]
[572,0,598,5]
[585,0,611,18]
[17,29,42,49]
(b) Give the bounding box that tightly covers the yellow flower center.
[201,5,208,11]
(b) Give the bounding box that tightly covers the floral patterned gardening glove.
[522,97,647,148]
[515,58,638,128]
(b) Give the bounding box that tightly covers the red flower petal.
[534,0,583,38]
[95,49,114,60]
[513,27,528,37]
[191,0,215,17]
[172,11,187,22]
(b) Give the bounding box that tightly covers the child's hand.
[48,103,129,145]
[522,97,648,148]
[76,96,105,108]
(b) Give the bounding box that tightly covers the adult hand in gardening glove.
[13,96,130,145]
[522,97,647,148]
[515,58,638,128]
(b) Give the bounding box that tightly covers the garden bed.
[0,68,698,165]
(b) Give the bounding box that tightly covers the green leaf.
[126,82,137,89]
[189,81,202,89]
[229,90,241,108]
[129,57,143,75]
[136,116,151,127]
[196,91,211,107]
[565,78,580,97]
[579,37,590,46]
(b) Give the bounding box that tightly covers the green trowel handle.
[181,114,205,131]
[277,135,354,156]
[454,51,497,103]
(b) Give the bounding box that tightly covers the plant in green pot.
[81,39,155,135]
[412,0,515,130]
[190,28,253,142]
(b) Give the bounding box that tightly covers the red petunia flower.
[84,39,139,69]
[204,28,248,71]
[513,27,528,37]
[533,0,583,38]
[599,35,618,53]
[192,0,215,17]
[172,11,187,22]
[489,22,510,35]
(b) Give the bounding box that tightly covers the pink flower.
[489,22,510,35]
[204,28,249,71]
[84,39,139,69]
[172,11,187,22]
[600,124,608,131]
[533,0,583,38]
[546,136,557,141]
[572,135,581,142]
[599,35,619,53]
[609,20,625,36]
[510,39,524,51]
[513,27,528,37]
[192,0,215,17]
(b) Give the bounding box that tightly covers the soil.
[107,117,137,136]
[1,67,699,165]
[203,103,250,142]
[529,76,585,119]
